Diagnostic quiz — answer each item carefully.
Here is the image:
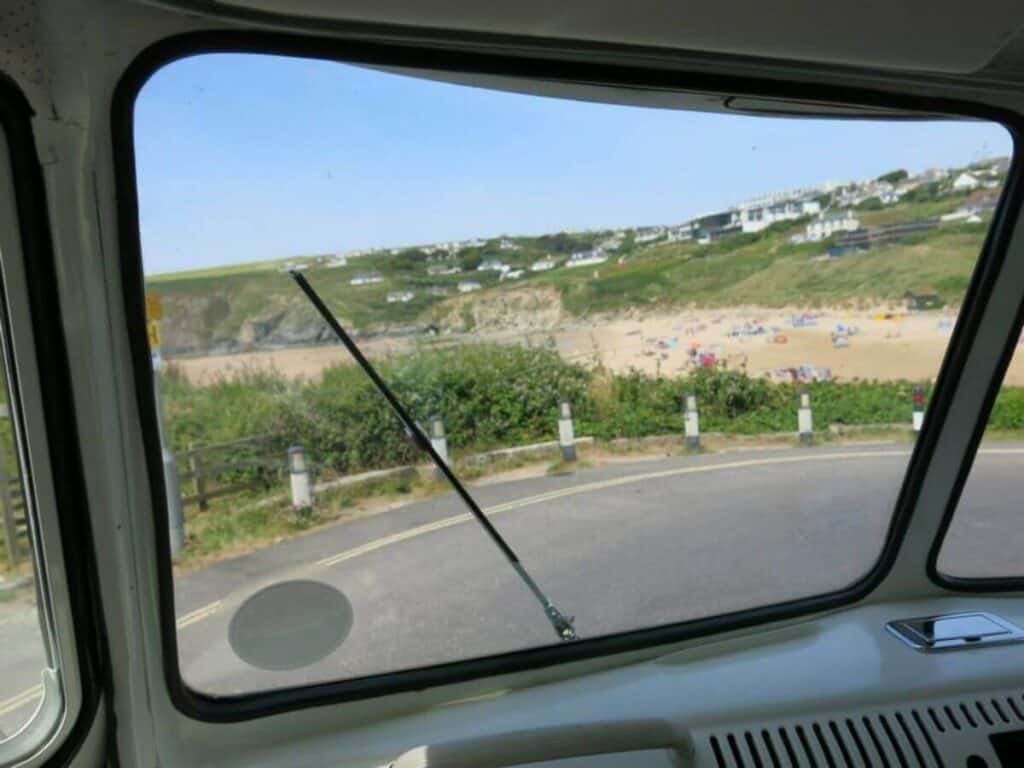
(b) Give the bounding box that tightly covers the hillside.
[146,176,998,356]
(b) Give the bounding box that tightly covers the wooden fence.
[2,434,289,565]
[178,434,286,510]
[1,474,26,567]
[0,404,30,567]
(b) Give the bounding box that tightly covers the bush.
[160,347,1021,477]
[167,344,591,476]
[877,169,909,184]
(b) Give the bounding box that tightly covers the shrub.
[160,347,1021,477]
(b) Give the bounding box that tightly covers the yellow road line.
[316,514,474,568]
[180,447,1024,632]
[1,448,1012,720]
[184,450,914,629]
[319,449,910,570]
[175,600,221,629]
[0,683,42,717]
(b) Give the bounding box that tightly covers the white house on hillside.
[634,228,664,244]
[598,235,624,251]
[565,250,608,268]
[386,291,415,304]
[457,281,481,293]
[427,264,461,276]
[477,259,508,273]
[666,226,693,242]
[501,269,525,280]
[531,257,557,272]
[738,195,821,233]
[806,210,860,241]
[953,172,980,191]
[917,168,949,183]
[350,273,383,286]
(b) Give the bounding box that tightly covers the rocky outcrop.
[433,286,563,333]
[161,294,232,354]
[158,284,565,356]
[161,296,334,355]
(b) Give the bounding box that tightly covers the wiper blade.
[290,271,577,642]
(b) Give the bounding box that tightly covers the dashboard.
[378,598,1024,768]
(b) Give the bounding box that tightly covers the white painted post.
[798,391,813,444]
[684,393,700,450]
[558,400,577,462]
[912,385,925,433]
[288,445,313,510]
[151,360,184,559]
[430,416,448,477]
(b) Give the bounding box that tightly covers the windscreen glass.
[938,340,1024,579]
[134,53,1012,695]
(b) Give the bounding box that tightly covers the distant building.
[457,281,482,293]
[688,210,742,243]
[835,188,865,207]
[386,291,415,304]
[905,288,944,311]
[634,228,664,244]
[278,261,310,273]
[426,286,450,297]
[501,269,526,280]
[940,189,1000,222]
[427,265,461,276]
[477,259,508,273]
[806,210,860,241]
[666,226,693,243]
[965,189,1000,212]
[565,250,608,268]
[953,172,980,191]
[988,156,1011,175]
[834,179,904,208]
[895,180,921,197]
[325,255,348,268]
[531,258,557,272]
[831,218,938,254]
[738,196,820,234]
[350,273,383,286]
[498,238,521,251]
[917,168,949,183]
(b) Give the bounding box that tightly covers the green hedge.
[160,344,1024,476]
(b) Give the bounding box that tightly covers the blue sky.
[135,54,1012,275]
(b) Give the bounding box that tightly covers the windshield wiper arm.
[290,271,577,642]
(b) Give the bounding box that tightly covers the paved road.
[177,444,915,695]
[4,443,1024,729]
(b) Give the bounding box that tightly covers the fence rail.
[180,434,284,510]
[2,475,27,567]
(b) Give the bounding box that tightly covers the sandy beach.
[168,305,1024,386]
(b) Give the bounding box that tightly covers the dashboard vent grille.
[708,694,1024,767]
[709,710,949,768]
[925,694,1024,731]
